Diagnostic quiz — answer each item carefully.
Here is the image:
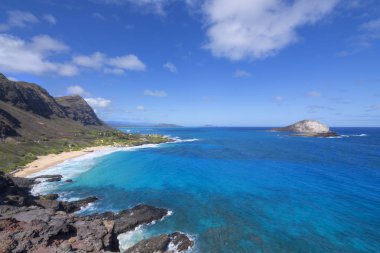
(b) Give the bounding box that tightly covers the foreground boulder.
[0,172,193,253]
[271,120,338,137]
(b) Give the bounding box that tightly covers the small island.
[271,120,338,137]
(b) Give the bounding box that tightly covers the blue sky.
[0,0,379,126]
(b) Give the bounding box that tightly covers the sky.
[0,0,379,127]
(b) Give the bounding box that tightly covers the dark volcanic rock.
[56,95,104,126]
[170,232,194,252]
[0,172,190,253]
[0,74,66,118]
[40,193,59,200]
[0,108,20,139]
[113,204,169,234]
[125,234,171,253]
[60,196,99,213]
[34,174,63,182]
[0,73,110,141]
[312,131,339,137]
[124,232,194,253]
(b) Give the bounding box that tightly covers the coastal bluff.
[271,120,338,137]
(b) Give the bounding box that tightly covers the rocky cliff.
[0,74,66,118]
[56,95,104,126]
[0,73,109,140]
[0,172,194,252]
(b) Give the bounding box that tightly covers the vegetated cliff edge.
[271,120,338,137]
[0,73,169,172]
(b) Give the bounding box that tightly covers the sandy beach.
[13,146,112,178]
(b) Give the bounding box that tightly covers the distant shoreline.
[12,145,113,178]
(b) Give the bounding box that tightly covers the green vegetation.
[0,130,170,173]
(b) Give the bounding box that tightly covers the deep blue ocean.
[32,127,380,253]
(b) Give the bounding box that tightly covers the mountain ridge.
[0,73,109,140]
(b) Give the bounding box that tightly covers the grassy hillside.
[0,73,170,173]
[0,129,169,173]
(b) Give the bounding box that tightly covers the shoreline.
[12,145,113,178]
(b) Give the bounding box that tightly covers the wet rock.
[34,174,63,182]
[60,196,98,213]
[40,193,59,200]
[124,232,194,253]
[65,179,73,183]
[113,204,169,234]
[125,234,171,253]
[170,232,194,252]
[311,131,338,137]
[0,172,191,253]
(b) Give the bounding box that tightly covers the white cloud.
[274,96,284,102]
[358,18,380,47]
[233,69,251,78]
[43,14,57,25]
[73,52,145,73]
[0,33,145,76]
[31,35,68,52]
[136,105,145,111]
[0,34,77,76]
[144,89,167,97]
[0,11,57,31]
[361,18,380,33]
[104,68,125,75]
[67,85,86,96]
[92,12,106,20]
[163,62,177,73]
[203,0,339,60]
[85,97,111,108]
[307,91,322,97]
[57,64,79,76]
[0,10,39,31]
[108,54,146,71]
[73,52,106,69]
[95,0,168,15]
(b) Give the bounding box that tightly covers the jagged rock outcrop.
[56,95,104,126]
[272,120,338,137]
[0,74,66,118]
[0,172,194,253]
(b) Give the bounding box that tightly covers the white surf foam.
[351,134,367,137]
[172,136,199,143]
[117,209,174,252]
[29,137,198,196]
[167,232,196,253]
[327,135,349,139]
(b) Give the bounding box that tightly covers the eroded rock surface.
[124,232,194,253]
[0,172,194,253]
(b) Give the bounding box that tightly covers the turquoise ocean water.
[31,127,380,253]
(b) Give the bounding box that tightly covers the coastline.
[12,145,113,178]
